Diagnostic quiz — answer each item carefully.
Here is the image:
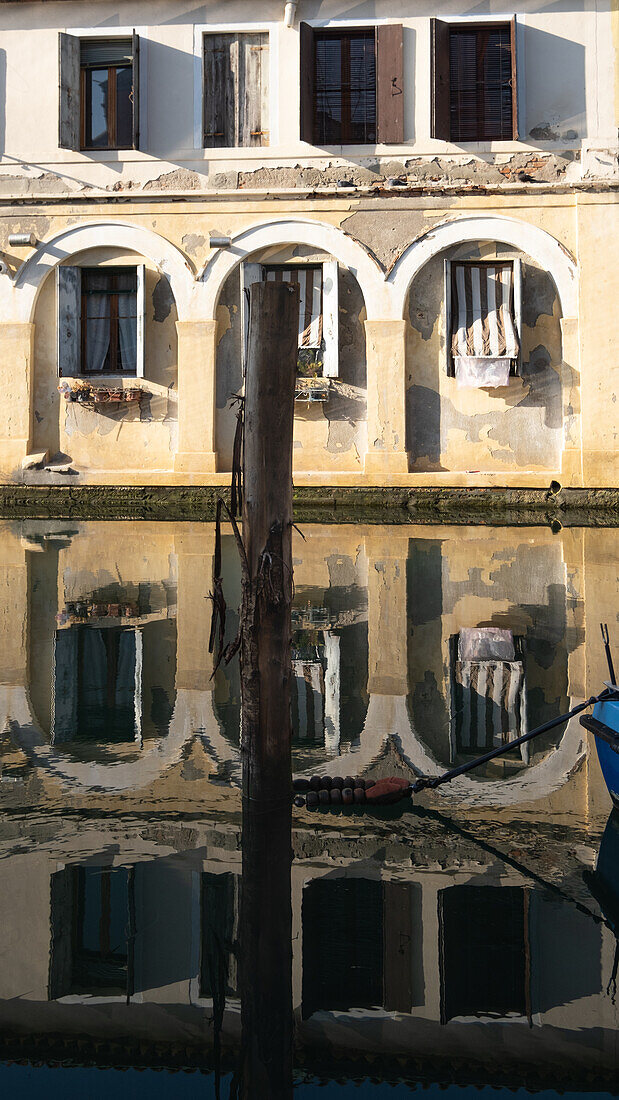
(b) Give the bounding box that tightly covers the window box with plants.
[58,380,143,406]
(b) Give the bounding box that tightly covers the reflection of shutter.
[136,264,146,378]
[132,31,140,150]
[52,628,78,742]
[322,259,339,378]
[57,266,81,378]
[431,19,450,140]
[376,24,404,143]
[384,882,413,1012]
[299,22,315,143]
[49,868,74,999]
[241,262,263,373]
[58,32,80,150]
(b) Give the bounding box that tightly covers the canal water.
[0,519,617,1096]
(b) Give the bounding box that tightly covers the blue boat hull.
[592,698,619,807]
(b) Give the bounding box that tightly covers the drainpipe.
[283,1,298,27]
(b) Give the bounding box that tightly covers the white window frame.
[443,256,522,378]
[240,259,339,379]
[193,22,280,151]
[64,25,148,151]
[57,262,146,379]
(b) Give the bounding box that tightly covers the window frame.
[59,26,144,153]
[79,54,134,151]
[80,266,138,376]
[312,26,378,146]
[431,15,518,144]
[443,256,522,379]
[57,262,146,380]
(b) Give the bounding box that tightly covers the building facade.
[0,0,617,488]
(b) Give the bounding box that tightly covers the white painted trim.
[322,258,339,378]
[136,263,146,379]
[7,222,198,324]
[389,215,578,320]
[200,218,385,318]
[193,23,280,150]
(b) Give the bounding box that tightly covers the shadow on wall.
[405,244,563,473]
[523,25,586,142]
[0,50,5,156]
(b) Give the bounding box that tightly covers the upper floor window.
[203,32,269,148]
[300,23,404,146]
[59,32,140,152]
[432,19,517,142]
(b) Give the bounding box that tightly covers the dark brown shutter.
[132,31,140,149]
[58,32,80,150]
[299,21,315,143]
[431,18,450,140]
[510,15,518,139]
[376,23,403,143]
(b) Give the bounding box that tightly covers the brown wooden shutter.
[376,23,404,143]
[510,15,519,140]
[132,31,140,149]
[299,21,315,143]
[431,18,451,140]
[58,32,80,150]
[204,34,234,147]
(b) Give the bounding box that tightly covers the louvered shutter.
[132,31,140,150]
[58,32,80,150]
[376,24,403,143]
[431,19,450,140]
[299,22,315,143]
[57,266,81,378]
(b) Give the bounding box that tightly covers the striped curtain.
[264,266,323,347]
[451,263,519,360]
[455,659,525,754]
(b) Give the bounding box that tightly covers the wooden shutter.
[512,257,522,375]
[299,22,315,143]
[48,868,75,1000]
[52,627,78,741]
[204,34,234,147]
[57,266,81,378]
[241,263,263,374]
[132,31,140,149]
[383,882,413,1012]
[510,15,519,140]
[136,264,146,378]
[431,19,451,140]
[58,32,80,150]
[239,33,269,146]
[322,259,339,378]
[444,259,454,376]
[376,24,404,144]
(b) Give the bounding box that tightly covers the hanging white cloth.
[84,273,110,373]
[454,355,511,389]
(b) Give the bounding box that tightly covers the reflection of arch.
[294,692,587,807]
[200,218,386,319]
[5,222,199,324]
[389,215,578,320]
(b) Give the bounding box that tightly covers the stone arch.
[200,217,387,319]
[4,221,200,324]
[389,215,578,320]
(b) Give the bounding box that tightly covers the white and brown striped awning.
[264,265,323,348]
[451,263,519,360]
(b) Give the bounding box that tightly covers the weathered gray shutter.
[48,867,75,999]
[204,34,234,147]
[57,266,81,378]
[299,22,315,143]
[132,31,140,150]
[239,33,269,146]
[136,264,146,378]
[431,19,451,141]
[241,263,263,373]
[510,16,519,140]
[376,24,404,144]
[444,259,454,376]
[322,259,339,378]
[58,32,80,150]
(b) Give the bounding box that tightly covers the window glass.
[80,39,133,150]
[314,30,376,144]
[81,268,137,375]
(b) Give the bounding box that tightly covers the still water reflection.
[0,520,617,1094]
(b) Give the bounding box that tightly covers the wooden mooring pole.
[237,280,299,1099]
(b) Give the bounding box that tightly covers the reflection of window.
[450,628,527,760]
[445,261,521,385]
[81,268,138,375]
[200,873,238,998]
[203,32,269,148]
[57,265,145,379]
[59,33,140,152]
[431,20,517,142]
[52,625,142,744]
[291,629,340,753]
[302,879,419,1018]
[49,865,134,999]
[440,885,528,1021]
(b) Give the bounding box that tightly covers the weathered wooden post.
[237,280,299,1098]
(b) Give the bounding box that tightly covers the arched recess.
[388,215,578,319]
[4,221,200,324]
[200,217,387,319]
